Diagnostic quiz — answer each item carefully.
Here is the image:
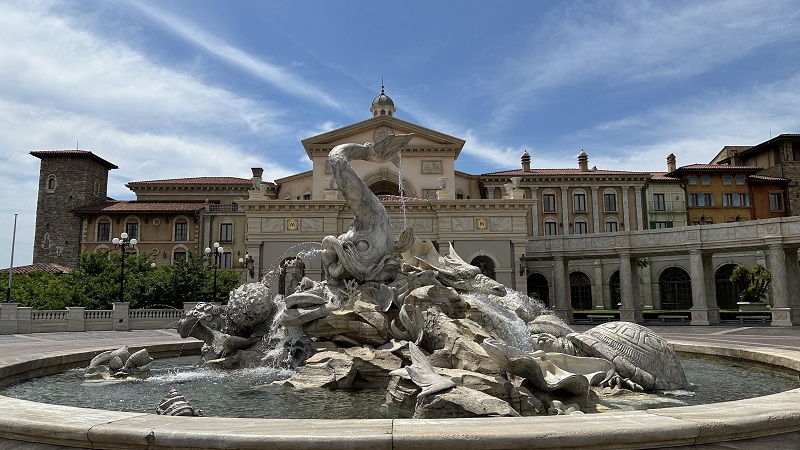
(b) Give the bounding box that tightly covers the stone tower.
[30,150,117,267]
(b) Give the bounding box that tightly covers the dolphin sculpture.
[321,133,415,282]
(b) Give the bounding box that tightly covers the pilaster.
[531,186,539,236]
[622,185,631,231]
[591,186,600,233]
[688,250,720,325]
[592,260,605,309]
[634,186,644,230]
[560,186,570,235]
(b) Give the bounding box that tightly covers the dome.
[370,84,396,117]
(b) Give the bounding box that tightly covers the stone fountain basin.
[0,341,798,449]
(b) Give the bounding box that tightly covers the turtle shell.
[567,321,687,390]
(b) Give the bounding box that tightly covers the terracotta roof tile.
[649,172,680,181]
[675,164,763,171]
[73,201,206,213]
[750,175,790,183]
[482,168,650,176]
[127,177,252,187]
[0,263,71,275]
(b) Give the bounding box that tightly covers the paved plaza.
[1,324,799,359]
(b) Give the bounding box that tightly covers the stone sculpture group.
[174,134,688,418]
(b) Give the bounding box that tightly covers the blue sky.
[2,0,800,267]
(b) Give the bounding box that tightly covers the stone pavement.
[0,324,798,358]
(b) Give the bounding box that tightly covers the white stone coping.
[0,341,797,449]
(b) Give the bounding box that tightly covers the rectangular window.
[652,193,666,211]
[175,222,188,241]
[220,223,233,243]
[738,193,749,206]
[542,194,556,212]
[770,192,785,211]
[125,222,139,240]
[544,221,558,235]
[573,193,587,212]
[723,193,733,206]
[173,251,187,262]
[688,176,697,185]
[574,221,588,234]
[603,193,617,212]
[735,175,746,185]
[604,221,618,232]
[654,221,670,229]
[701,175,711,185]
[722,175,732,185]
[688,193,698,207]
[702,193,714,206]
[221,252,233,269]
[97,223,110,242]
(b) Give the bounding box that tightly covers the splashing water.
[462,292,533,352]
[397,150,408,228]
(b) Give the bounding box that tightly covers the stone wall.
[33,155,111,267]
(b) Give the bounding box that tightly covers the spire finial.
[381,78,385,94]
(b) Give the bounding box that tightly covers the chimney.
[578,150,588,172]
[666,154,676,173]
[521,151,531,172]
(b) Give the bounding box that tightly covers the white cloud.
[491,0,800,123]
[128,1,342,110]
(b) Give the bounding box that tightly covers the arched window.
[46,174,57,193]
[470,256,496,280]
[278,257,305,296]
[527,272,549,307]
[570,272,592,310]
[172,245,189,263]
[659,267,692,310]
[609,270,621,309]
[715,264,741,309]
[369,180,401,196]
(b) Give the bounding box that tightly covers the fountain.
[0,135,799,448]
[174,134,689,418]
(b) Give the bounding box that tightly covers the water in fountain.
[397,150,408,228]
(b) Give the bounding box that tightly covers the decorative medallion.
[287,218,299,231]
[476,218,488,230]
[373,126,392,143]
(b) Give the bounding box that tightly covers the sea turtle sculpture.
[530,316,688,391]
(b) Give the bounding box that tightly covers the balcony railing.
[648,200,686,213]
[208,204,240,213]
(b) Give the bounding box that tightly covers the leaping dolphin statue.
[321,133,415,282]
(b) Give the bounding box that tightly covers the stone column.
[634,186,644,230]
[622,186,631,231]
[688,250,720,325]
[592,259,605,309]
[641,259,654,309]
[786,248,800,324]
[552,255,573,323]
[618,252,643,323]
[560,186,570,235]
[591,186,600,233]
[513,241,527,294]
[767,243,795,326]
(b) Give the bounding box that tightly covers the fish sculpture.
[321,133,415,282]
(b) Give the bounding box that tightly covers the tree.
[729,264,771,303]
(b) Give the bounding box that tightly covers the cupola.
[370,83,396,117]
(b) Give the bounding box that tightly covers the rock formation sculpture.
[175,134,688,418]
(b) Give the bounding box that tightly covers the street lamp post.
[6,213,18,303]
[239,252,254,283]
[205,242,223,302]
[111,232,137,303]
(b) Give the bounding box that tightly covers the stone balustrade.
[0,302,206,335]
